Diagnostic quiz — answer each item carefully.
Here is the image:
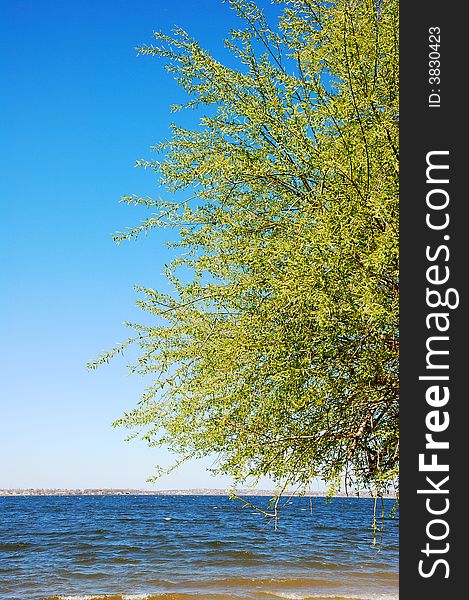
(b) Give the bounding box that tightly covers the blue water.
[0,495,398,600]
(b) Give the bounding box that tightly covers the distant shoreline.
[0,488,396,498]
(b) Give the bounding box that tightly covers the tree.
[90,0,399,500]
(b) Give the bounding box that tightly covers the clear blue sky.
[0,0,269,491]
[1,0,327,494]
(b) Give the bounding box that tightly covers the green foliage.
[90,0,399,498]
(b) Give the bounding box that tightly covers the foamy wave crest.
[57,596,149,600]
[57,597,103,600]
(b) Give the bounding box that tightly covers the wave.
[218,550,258,558]
[49,596,152,600]
[55,572,108,580]
[0,542,34,551]
[45,593,399,600]
[40,570,400,595]
[263,594,398,600]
